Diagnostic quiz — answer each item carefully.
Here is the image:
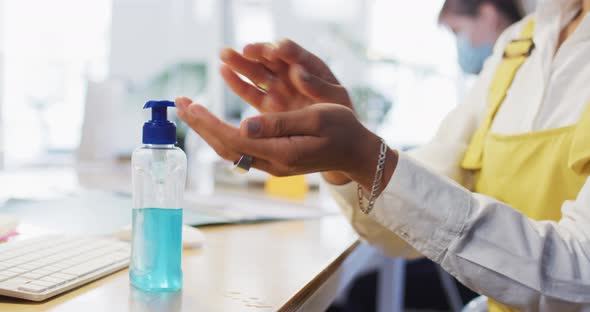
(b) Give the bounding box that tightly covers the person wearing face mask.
[439,0,523,74]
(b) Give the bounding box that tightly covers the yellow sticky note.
[264,175,308,200]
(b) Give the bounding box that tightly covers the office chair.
[378,258,465,312]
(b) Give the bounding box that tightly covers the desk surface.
[0,164,361,311]
[0,218,358,312]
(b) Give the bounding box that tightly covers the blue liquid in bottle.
[130,208,183,291]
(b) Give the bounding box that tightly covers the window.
[2,0,111,167]
[367,0,466,148]
[233,0,274,47]
[0,0,468,166]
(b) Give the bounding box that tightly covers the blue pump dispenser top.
[142,100,177,144]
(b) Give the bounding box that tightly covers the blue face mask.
[456,34,494,75]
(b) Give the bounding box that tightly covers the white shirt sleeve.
[370,153,590,310]
[328,182,422,258]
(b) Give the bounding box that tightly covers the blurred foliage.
[226,84,393,126]
[148,62,207,96]
[349,86,393,125]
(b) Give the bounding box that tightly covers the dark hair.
[439,0,522,24]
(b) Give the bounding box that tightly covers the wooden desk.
[0,217,362,312]
[0,164,368,311]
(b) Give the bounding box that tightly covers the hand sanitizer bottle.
[130,100,187,292]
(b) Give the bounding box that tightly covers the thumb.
[241,108,322,139]
[289,65,350,105]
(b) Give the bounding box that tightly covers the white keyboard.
[0,236,130,301]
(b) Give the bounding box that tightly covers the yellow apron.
[461,20,590,311]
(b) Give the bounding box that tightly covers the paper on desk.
[183,192,336,223]
[0,190,226,235]
[0,189,335,237]
[0,168,80,204]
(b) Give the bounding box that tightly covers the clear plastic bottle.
[130,100,187,292]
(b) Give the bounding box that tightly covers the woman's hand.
[175,97,397,193]
[220,39,353,113]
[220,39,355,184]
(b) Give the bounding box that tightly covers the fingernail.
[278,38,290,47]
[247,119,261,136]
[220,47,232,60]
[264,43,276,51]
[189,104,201,117]
[175,97,191,110]
[263,43,276,60]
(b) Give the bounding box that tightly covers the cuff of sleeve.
[369,152,472,262]
[324,180,356,220]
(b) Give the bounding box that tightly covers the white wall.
[0,0,4,169]
[109,0,229,116]
[110,0,207,82]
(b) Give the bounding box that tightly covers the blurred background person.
[439,0,523,75]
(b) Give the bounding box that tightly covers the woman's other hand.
[175,97,397,193]
[220,39,353,113]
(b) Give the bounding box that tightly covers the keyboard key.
[0,274,12,282]
[0,259,20,267]
[18,263,38,270]
[111,252,130,262]
[6,267,28,274]
[29,280,56,288]
[21,273,42,280]
[0,277,31,290]
[18,284,48,293]
[31,269,53,276]
[61,259,80,266]
[50,272,77,282]
[15,254,41,263]
[0,271,21,278]
[40,276,65,285]
[0,254,17,261]
[50,262,70,269]
[62,257,115,277]
[32,258,55,266]
[44,265,63,272]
